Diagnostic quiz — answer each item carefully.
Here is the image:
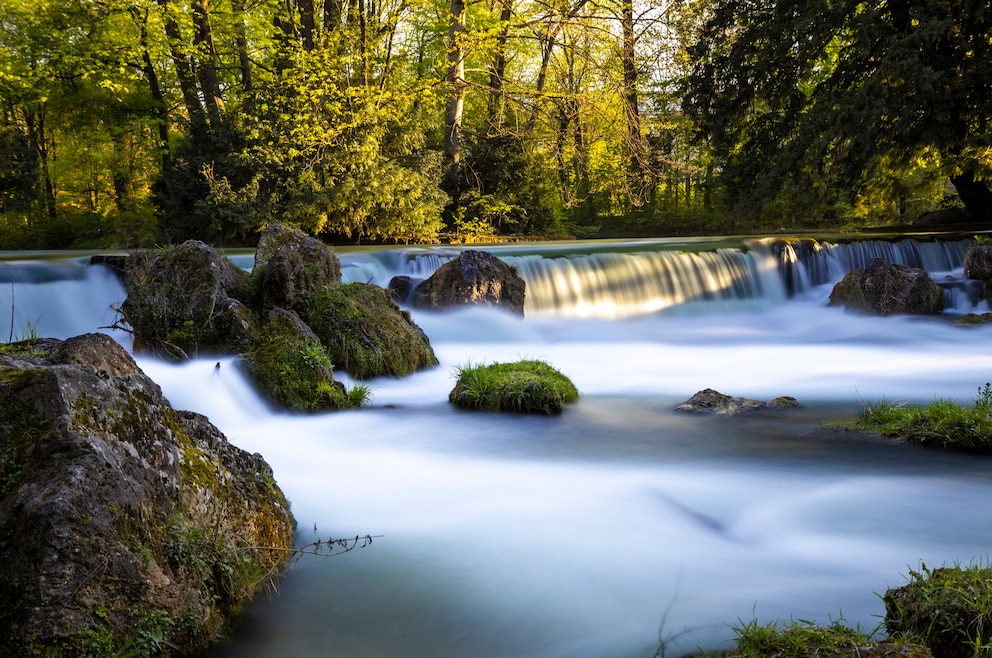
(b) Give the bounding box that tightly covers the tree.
[683,0,992,224]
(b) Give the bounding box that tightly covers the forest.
[0,0,989,248]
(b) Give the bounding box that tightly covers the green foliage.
[850,384,992,451]
[449,359,579,414]
[729,615,878,657]
[455,135,564,237]
[884,560,992,658]
[684,0,992,225]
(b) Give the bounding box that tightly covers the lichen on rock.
[0,333,294,657]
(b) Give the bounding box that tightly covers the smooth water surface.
[4,235,992,657]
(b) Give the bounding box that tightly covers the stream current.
[3,234,992,657]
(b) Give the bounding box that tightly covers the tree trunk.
[23,107,56,219]
[950,168,992,225]
[231,0,254,92]
[135,8,172,175]
[299,0,316,50]
[192,0,224,128]
[487,0,513,134]
[159,0,207,130]
[620,0,646,203]
[444,0,467,190]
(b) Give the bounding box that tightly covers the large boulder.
[412,250,526,316]
[241,308,356,411]
[302,282,438,379]
[252,224,342,312]
[675,389,800,415]
[121,240,253,359]
[829,258,944,316]
[0,333,294,656]
[963,243,992,280]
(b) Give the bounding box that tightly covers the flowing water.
[3,234,992,657]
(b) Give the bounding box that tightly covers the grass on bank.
[449,359,578,414]
[727,616,882,658]
[849,383,992,451]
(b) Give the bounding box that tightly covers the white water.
[4,236,992,657]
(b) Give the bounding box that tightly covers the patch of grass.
[884,560,992,658]
[849,383,992,451]
[728,616,879,657]
[449,359,579,414]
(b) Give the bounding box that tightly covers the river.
[3,234,992,657]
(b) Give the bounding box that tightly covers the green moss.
[885,560,992,658]
[844,383,992,451]
[242,311,360,411]
[449,359,579,414]
[301,282,438,379]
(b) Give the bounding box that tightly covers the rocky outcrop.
[302,282,438,379]
[963,243,992,281]
[252,223,342,312]
[121,240,254,359]
[413,250,526,316]
[0,333,294,657]
[675,389,800,415]
[114,225,436,403]
[241,308,354,411]
[829,258,944,316]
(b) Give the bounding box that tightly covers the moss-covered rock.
[413,249,526,316]
[884,562,992,658]
[963,244,992,281]
[251,224,342,313]
[449,359,578,414]
[241,308,359,412]
[829,259,944,316]
[301,282,438,379]
[122,241,253,359]
[0,333,294,657]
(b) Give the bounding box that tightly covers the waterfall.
[769,236,973,295]
[503,248,782,318]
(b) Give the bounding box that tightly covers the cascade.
[770,236,973,295]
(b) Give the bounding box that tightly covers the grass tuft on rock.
[449,359,578,414]
[849,383,992,451]
[884,560,992,658]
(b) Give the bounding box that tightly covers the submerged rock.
[121,240,253,359]
[675,389,800,415]
[829,258,944,316]
[413,249,526,316]
[0,333,294,656]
